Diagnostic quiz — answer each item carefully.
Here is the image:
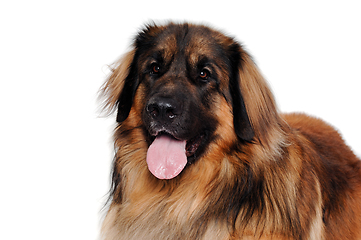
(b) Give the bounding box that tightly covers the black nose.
[146,97,182,122]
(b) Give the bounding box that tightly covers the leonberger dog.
[100,22,361,240]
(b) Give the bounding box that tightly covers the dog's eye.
[150,63,161,75]
[199,69,210,81]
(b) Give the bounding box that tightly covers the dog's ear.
[228,44,254,142]
[229,43,281,145]
[100,50,138,123]
[115,53,140,123]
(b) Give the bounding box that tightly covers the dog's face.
[111,23,254,179]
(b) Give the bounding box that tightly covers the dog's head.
[102,23,279,179]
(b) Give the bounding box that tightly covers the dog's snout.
[146,97,182,122]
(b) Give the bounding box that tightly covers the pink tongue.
[146,134,187,179]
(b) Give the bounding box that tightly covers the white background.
[1,1,360,239]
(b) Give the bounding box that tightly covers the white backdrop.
[1,1,360,239]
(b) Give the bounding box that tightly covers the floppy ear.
[229,45,254,142]
[115,53,140,123]
[235,47,281,145]
[100,50,138,123]
[229,43,282,144]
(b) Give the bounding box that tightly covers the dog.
[100,22,361,240]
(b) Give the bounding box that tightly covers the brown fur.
[100,23,361,240]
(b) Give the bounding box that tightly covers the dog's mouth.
[146,131,206,180]
[185,133,206,157]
